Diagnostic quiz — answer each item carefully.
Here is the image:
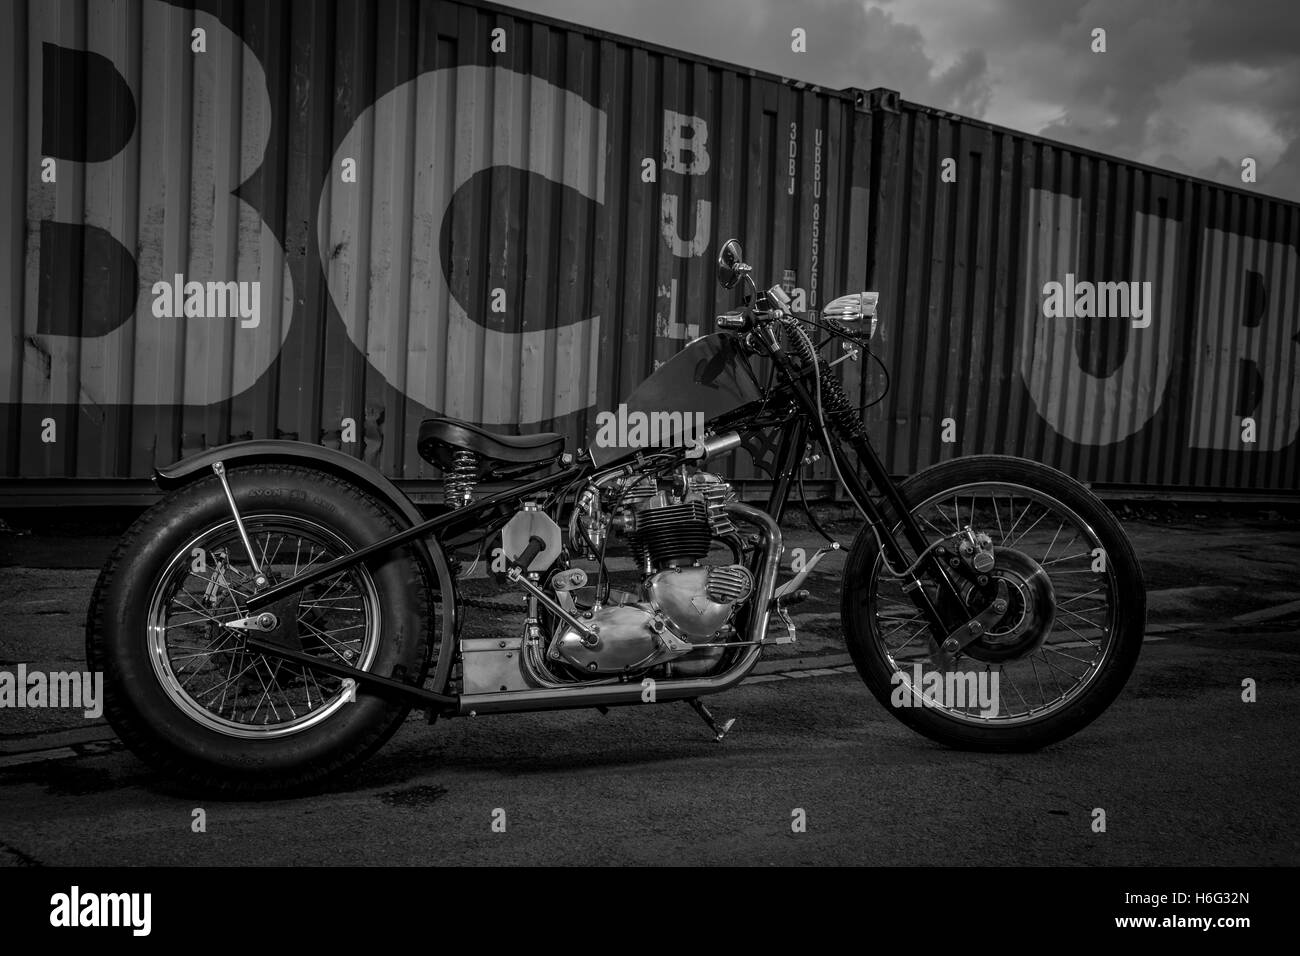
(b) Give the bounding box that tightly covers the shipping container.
[860,90,1300,496]
[0,0,870,502]
[1,0,1296,504]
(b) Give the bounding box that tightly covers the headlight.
[823,291,879,339]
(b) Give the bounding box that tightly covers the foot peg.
[773,542,840,599]
[687,698,736,742]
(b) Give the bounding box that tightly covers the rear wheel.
[87,464,433,796]
[842,456,1145,750]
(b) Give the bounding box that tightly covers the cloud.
[506,0,993,113]
[875,0,1300,201]
[508,0,1300,203]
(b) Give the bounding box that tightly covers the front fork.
[759,352,964,641]
[763,364,969,651]
[828,434,967,638]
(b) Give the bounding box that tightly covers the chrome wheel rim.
[870,482,1118,726]
[145,515,380,739]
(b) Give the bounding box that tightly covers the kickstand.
[687,698,736,742]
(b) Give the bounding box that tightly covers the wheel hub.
[959,546,1056,662]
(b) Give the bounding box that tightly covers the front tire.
[86,464,433,796]
[842,455,1145,751]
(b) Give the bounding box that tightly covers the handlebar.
[715,284,794,332]
[714,308,751,331]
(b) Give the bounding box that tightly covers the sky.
[507,0,1300,204]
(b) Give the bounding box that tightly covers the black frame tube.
[764,414,807,522]
[243,636,457,707]
[244,466,584,612]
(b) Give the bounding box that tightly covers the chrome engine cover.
[550,591,694,674]
[548,563,752,674]
[647,564,753,638]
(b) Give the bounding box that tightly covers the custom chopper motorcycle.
[87,240,1145,795]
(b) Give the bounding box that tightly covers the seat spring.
[443,449,479,508]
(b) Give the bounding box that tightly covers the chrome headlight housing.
[823,291,879,339]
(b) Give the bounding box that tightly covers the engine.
[550,469,753,677]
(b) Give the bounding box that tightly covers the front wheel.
[842,455,1145,751]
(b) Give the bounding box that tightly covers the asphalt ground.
[0,504,1297,865]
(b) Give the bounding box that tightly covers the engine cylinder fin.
[629,500,713,567]
[686,472,737,537]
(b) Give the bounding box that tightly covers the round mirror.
[716,238,745,289]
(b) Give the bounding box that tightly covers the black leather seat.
[417,417,565,470]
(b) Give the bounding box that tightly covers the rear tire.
[86,464,432,796]
[841,455,1145,751]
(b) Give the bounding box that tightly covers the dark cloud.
[1185,0,1300,65]
[509,0,1300,203]
[506,0,992,106]
[932,49,991,118]
[1268,130,1300,192]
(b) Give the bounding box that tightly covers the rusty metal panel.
[0,0,863,492]
[862,93,1300,493]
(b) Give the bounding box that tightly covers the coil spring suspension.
[443,449,479,508]
[787,326,869,441]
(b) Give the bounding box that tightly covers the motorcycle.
[87,239,1145,795]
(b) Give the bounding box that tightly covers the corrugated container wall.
[2,1,1297,499]
[861,91,1299,494]
[0,0,867,496]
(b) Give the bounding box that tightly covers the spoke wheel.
[872,482,1115,726]
[842,455,1144,751]
[146,515,381,738]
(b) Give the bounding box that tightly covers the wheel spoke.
[1041,551,1090,567]
[297,618,360,663]
[1057,605,1107,632]
[266,533,285,569]
[194,653,260,696]
[1036,648,1071,693]
[1041,644,1096,667]
[1003,499,1030,544]
[880,614,924,641]
[1041,522,1065,564]
[216,649,240,716]
[1006,507,1049,548]
[247,658,282,724]
[918,514,949,540]
[1002,667,1031,715]
[1054,619,1102,648]
[891,623,930,655]
[1059,587,1102,605]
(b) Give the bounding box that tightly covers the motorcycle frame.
[211,328,967,718]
